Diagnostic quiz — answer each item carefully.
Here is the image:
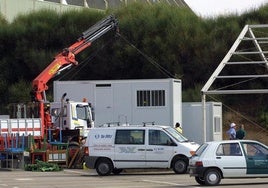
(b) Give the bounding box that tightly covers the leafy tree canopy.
[0,2,268,125]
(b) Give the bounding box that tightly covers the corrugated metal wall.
[0,0,86,22]
[43,0,188,9]
[0,0,188,22]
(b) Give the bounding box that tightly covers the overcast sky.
[184,0,268,17]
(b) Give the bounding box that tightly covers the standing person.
[44,107,52,128]
[236,124,246,139]
[226,122,236,140]
[175,122,183,134]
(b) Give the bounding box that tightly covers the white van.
[84,125,199,176]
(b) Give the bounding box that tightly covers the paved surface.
[1,169,268,188]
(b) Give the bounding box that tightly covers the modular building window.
[137,90,165,107]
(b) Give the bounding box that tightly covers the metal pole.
[202,93,206,143]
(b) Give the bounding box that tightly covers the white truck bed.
[0,118,42,137]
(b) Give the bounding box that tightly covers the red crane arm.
[31,15,118,137]
[32,15,118,102]
[32,48,85,101]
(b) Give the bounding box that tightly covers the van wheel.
[204,169,221,186]
[112,168,123,175]
[96,158,113,176]
[172,158,187,174]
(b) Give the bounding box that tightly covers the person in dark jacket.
[236,124,246,139]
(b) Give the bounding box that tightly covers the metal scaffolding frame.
[201,24,268,142]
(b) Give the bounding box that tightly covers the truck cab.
[50,101,94,138]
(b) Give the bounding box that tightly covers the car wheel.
[195,177,206,185]
[172,158,188,174]
[112,168,123,175]
[96,158,113,176]
[204,169,221,186]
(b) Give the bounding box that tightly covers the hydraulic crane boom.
[31,15,118,136]
[32,15,118,101]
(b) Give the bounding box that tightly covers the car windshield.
[194,143,208,156]
[164,127,189,142]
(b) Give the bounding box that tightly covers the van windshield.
[164,127,189,142]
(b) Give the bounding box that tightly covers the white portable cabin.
[53,78,182,127]
[182,102,222,145]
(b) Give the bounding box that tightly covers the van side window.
[149,130,175,146]
[115,130,145,145]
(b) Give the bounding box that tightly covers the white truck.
[0,99,93,139]
[1,15,119,147]
[50,100,94,138]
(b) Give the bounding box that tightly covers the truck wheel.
[112,168,123,175]
[204,169,221,186]
[96,158,113,176]
[172,158,188,174]
[195,177,206,185]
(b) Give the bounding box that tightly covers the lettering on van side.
[153,147,165,154]
[118,147,136,153]
[93,144,113,151]
[94,134,113,139]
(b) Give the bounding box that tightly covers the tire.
[195,177,206,185]
[96,158,113,176]
[112,168,123,175]
[172,158,188,174]
[204,169,221,186]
